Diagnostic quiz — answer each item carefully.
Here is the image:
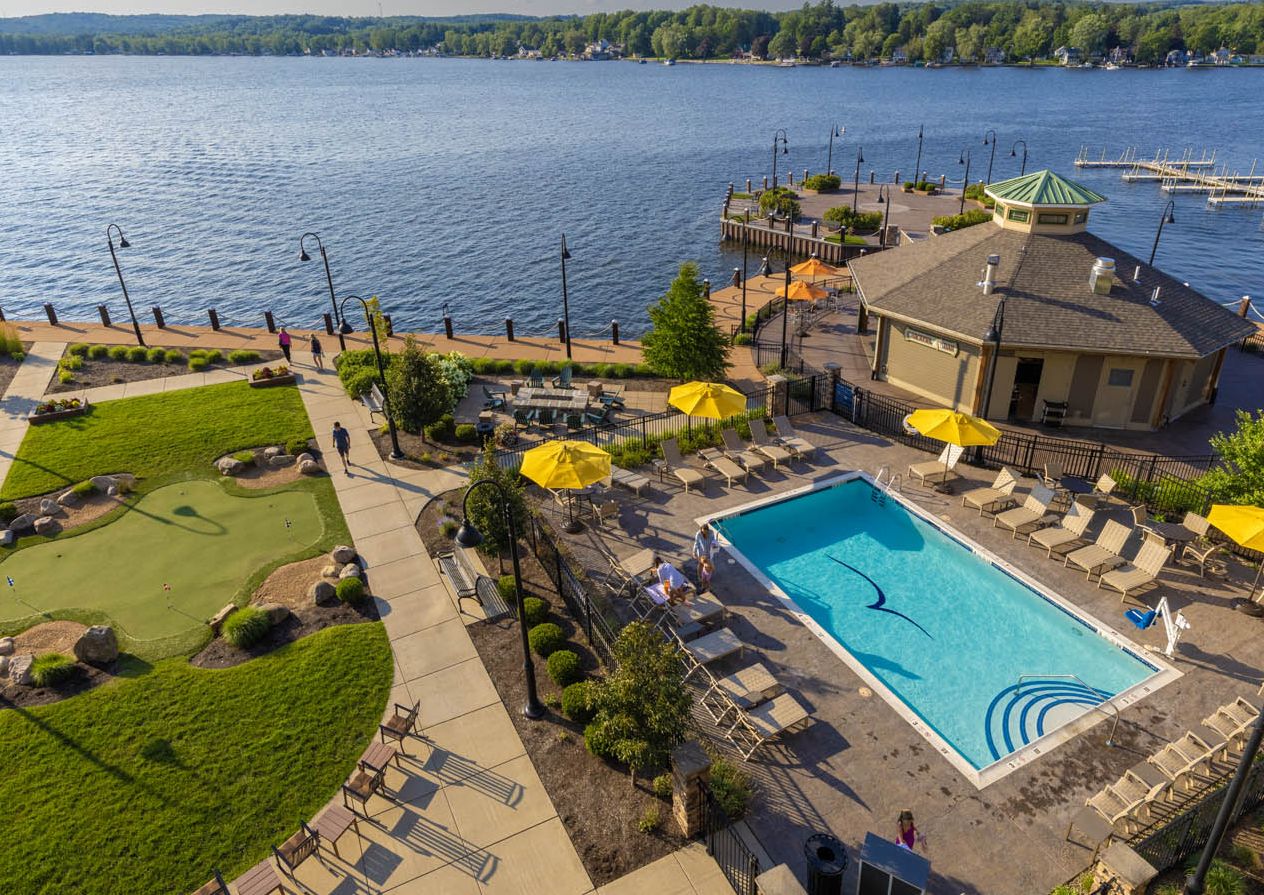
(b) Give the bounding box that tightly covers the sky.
[3,0,806,16]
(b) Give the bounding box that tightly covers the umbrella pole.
[564,490,583,534]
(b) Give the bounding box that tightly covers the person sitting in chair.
[653,555,693,605]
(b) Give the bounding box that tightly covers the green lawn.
[0,623,392,895]
[0,479,324,647]
[1,381,313,500]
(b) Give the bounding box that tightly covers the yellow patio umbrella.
[906,408,1002,447]
[520,440,612,490]
[1208,505,1264,598]
[775,280,830,302]
[789,256,839,282]
[668,381,747,419]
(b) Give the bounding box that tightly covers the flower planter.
[913,188,938,196]
[249,373,296,389]
[30,404,89,424]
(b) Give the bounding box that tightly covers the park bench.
[380,700,422,753]
[437,546,511,620]
[362,382,385,421]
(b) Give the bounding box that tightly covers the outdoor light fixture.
[852,147,865,214]
[912,124,924,185]
[338,294,403,460]
[958,149,972,215]
[1010,139,1029,176]
[1149,200,1177,266]
[300,231,343,350]
[826,124,844,176]
[771,129,789,188]
[105,223,144,347]
[982,129,998,184]
[560,234,573,359]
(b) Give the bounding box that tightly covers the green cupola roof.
[984,170,1107,207]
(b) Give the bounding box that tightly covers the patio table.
[515,386,589,413]
[362,741,398,772]
[620,547,656,582]
[235,860,283,895]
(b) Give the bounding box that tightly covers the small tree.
[584,620,693,788]
[642,262,730,382]
[1200,410,1264,506]
[386,335,453,436]
[464,443,528,553]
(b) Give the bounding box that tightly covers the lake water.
[1,56,1261,336]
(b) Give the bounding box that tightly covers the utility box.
[856,833,929,895]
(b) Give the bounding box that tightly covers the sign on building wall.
[904,327,959,357]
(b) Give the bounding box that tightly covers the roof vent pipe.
[1090,256,1116,295]
[1150,286,1162,306]
[1133,265,1142,283]
[980,254,1000,295]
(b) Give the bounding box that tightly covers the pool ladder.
[1017,673,1121,747]
[872,466,902,506]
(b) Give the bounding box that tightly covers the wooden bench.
[362,382,385,421]
[437,546,511,620]
[273,821,320,881]
[234,860,284,895]
[190,869,230,895]
[380,700,421,753]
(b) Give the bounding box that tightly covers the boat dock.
[1074,146,1264,206]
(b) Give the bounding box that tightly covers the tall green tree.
[641,262,730,382]
[464,443,529,553]
[1200,410,1264,507]
[385,335,453,436]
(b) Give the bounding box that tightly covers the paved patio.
[545,412,1264,894]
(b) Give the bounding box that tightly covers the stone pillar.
[1092,843,1156,895]
[671,742,711,838]
[766,373,789,414]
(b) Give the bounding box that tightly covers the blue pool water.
[714,478,1157,771]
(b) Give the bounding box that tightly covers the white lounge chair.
[747,423,794,467]
[720,428,769,475]
[675,627,744,681]
[1086,473,1119,510]
[1029,503,1096,558]
[609,467,651,496]
[771,416,816,461]
[993,484,1059,538]
[1098,540,1171,602]
[698,447,748,488]
[638,582,726,631]
[1149,732,1216,792]
[700,663,781,725]
[960,466,1020,515]
[726,692,812,759]
[1065,520,1132,580]
[660,438,707,493]
[908,443,965,486]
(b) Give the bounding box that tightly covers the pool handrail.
[1017,672,1122,747]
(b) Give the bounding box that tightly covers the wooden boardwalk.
[1075,146,1264,206]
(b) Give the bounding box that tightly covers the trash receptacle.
[804,832,847,895]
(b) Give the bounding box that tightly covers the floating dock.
[1074,147,1264,207]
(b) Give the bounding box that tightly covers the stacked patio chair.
[721,428,770,475]
[960,467,1020,516]
[772,416,816,461]
[660,438,707,493]
[1028,502,1096,558]
[993,484,1059,538]
[1097,540,1171,602]
[747,422,795,467]
[1065,520,1132,580]
[907,443,965,487]
[697,447,749,488]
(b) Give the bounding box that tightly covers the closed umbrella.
[906,408,1002,447]
[521,440,612,532]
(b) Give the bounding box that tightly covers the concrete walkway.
[0,342,68,486]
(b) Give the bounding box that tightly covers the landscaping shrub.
[108,345,130,361]
[802,173,841,191]
[823,206,883,232]
[637,804,662,833]
[87,344,110,359]
[522,596,547,626]
[227,349,261,365]
[470,357,496,375]
[546,649,582,687]
[189,349,207,360]
[903,180,915,190]
[0,501,17,522]
[513,358,534,376]
[642,262,730,381]
[758,186,800,220]
[0,325,25,359]
[146,347,167,364]
[424,413,455,442]
[528,622,565,657]
[188,356,209,372]
[67,343,90,357]
[561,681,597,724]
[464,443,527,552]
[1193,860,1245,895]
[708,757,752,818]
[71,480,96,497]
[915,180,938,192]
[652,773,673,799]
[497,574,517,602]
[964,182,995,208]
[232,450,255,465]
[58,371,75,384]
[733,333,753,346]
[30,653,77,687]
[342,368,379,399]
[335,577,366,603]
[127,346,149,363]
[285,437,309,456]
[386,337,455,435]
[222,606,271,648]
[163,349,183,364]
[440,520,459,537]
[454,423,477,442]
[204,349,223,364]
[931,209,992,232]
[615,363,637,378]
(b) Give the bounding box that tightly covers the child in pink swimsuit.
[895,810,919,850]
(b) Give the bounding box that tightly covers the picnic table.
[515,387,589,413]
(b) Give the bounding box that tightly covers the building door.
[1008,358,1044,420]
[1094,363,1141,428]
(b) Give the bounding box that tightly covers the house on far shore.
[847,169,1255,431]
[983,47,1006,65]
[1054,46,1082,65]
[1165,49,1189,66]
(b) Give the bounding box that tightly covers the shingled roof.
[849,224,1255,359]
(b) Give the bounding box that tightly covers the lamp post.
[982,129,998,185]
[105,224,145,347]
[737,208,751,332]
[300,231,344,350]
[560,234,573,359]
[1010,139,1029,176]
[852,146,865,214]
[958,149,973,215]
[913,124,924,185]
[780,260,793,370]
[338,294,403,461]
[456,482,545,720]
[826,124,844,176]
[876,184,892,248]
[1148,200,1177,267]
[978,297,1005,423]
[771,129,788,188]
[754,255,773,340]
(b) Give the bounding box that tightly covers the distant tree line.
[3,2,1263,65]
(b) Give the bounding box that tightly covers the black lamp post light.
[1149,199,1177,266]
[560,234,573,360]
[105,223,145,347]
[734,207,752,333]
[299,231,343,350]
[779,260,793,370]
[913,124,924,185]
[826,123,844,176]
[876,185,892,248]
[1010,139,1029,177]
[338,294,404,461]
[958,149,973,215]
[753,255,774,338]
[771,129,789,188]
[852,146,865,215]
[456,481,545,720]
[982,129,998,185]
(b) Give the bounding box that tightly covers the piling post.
[98,305,112,327]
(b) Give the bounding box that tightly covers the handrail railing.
[1017,673,1121,746]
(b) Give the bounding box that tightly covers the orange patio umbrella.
[789,256,839,282]
[775,280,829,302]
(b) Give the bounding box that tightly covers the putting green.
[0,480,323,644]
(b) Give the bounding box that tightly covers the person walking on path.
[278,327,292,362]
[309,334,324,370]
[332,421,351,472]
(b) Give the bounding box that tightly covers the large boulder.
[0,530,13,547]
[320,564,339,578]
[9,654,34,686]
[268,454,295,469]
[296,453,315,465]
[56,489,80,508]
[207,603,236,634]
[0,636,13,656]
[298,459,321,476]
[8,514,36,533]
[331,545,357,565]
[262,446,283,460]
[90,475,117,492]
[73,625,119,665]
[309,580,337,606]
[0,656,8,677]
[216,457,245,476]
[255,602,291,625]
[338,563,362,580]
[39,498,63,517]
[33,516,60,536]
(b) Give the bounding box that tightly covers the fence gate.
[700,781,760,895]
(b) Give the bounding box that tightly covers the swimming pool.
[709,474,1178,786]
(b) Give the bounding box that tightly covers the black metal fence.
[700,780,760,895]
[529,516,620,668]
[1133,758,1264,874]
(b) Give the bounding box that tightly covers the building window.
[1074,211,1087,224]
[1007,208,1030,223]
[1107,368,1134,388]
[1037,212,1068,225]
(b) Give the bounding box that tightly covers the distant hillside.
[0,12,538,36]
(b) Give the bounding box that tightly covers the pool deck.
[548,412,1264,894]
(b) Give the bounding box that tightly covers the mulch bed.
[49,346,285,394]
[0,346,32,397]
[466,532,687,887]
[367,428,479,471]
[1,662,114,710]
[190,600,378,669]
[415,489,465,555]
